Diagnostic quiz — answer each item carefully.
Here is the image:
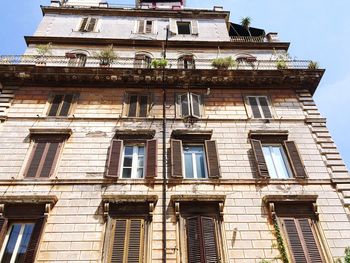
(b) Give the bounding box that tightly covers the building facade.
[0,0,349,262]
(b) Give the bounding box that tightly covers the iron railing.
[230,36,266,43]
[0,55,314,70]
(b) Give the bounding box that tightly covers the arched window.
[134,53,152,68]
[66,52,87,67]
[178,55,195,69]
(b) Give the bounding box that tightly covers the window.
[122,145,145,179]
[47,94,75,117]
[179,93,202,118]
[177,21,191,35]
[250,138,307,179]
[127,94,149,117]
[79,17,97,32]
[137,20,154,34]
[25,135,66,178]
[67,53,87,67]
[246,96,272,119]
[106,138,157,179]
[171,139,220,179]
[169,19,198,35]
[134,54,152,69]
[178,55,195,69]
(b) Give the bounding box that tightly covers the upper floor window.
[169,19,199,35]
[246,95,272,119]
[178,55,195,69]
[79,17,97,32]
[137,20,155,34]
[127,94,149,117]
[262,144,292,179]
[122,145,145,179]
[134,54,152,69]
[179,92,202,118]
[177,21,191,35]
[47,94,75,117]
[67,53,87,67]
[183,145,207,179]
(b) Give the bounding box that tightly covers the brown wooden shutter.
[250,139,270,178]
[87,18,97,32]
[107,140,123,178]
[180,93,190,117]
[23,216,47,263]
[190,93,201,118]
[58,94,73,116]
[39,142,61,178]
[111,219,127,263]
[145,21,153,34]
[26,142,46,178]
[79,17,89,31]
[258,97,272,118]
[0,217,8,247]
[145,139,157,178]
[127,219,143,263]
[138,20,145,33]
[283,218,308,262]
[284,141,307,179]
[139,95,148,117]
[205,140,221,179]
[171,139,183,178]
[201,217,219,263]
[48,95,63,116]
[187,216,202,263]
[298,219,323,262]
[128,95,138,117]
[248,97,262,118]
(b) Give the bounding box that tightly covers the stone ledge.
[102,194,158,204]
[29,128,73,135]
[170,195,226,203]
[262,194,318,204]
[0,195,58,207]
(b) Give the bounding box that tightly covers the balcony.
[230,36,265,43]
[0,55,315,70]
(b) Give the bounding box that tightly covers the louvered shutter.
[138,20,145,33]
[0,217,8,247]
[190,93,201,118]
[187,217,202,263]
[299,219,323,262]
[127,219,143,263]
[250,139,270,178]
[284,141,307,179]
[180,93,190,117]
[169,18,177,34]
[139,95,148,117]
[86,18,97,32]
[145,139,157,178]
[58,94,73,116]
[79,17,89,32]
[48,95,63,116]
[145,21,153,34]
[248,97,262,118]
[171,139,183,178]
[191,20,199,35]
[152,20,157,34]
[23,216,47,263]
[283,218,308,263]
[26,142,46,178]
[128,95,138,117]
[107,140,123,178]
[111,219,127,263]
[205,140,220,179]
[39,141,61,178]
[202,217,219,263]
[258,97,272,118]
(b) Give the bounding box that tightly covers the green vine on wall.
[273,219,289,263]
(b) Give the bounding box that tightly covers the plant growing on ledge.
[35,42,52,66]
[97,44,117,67]
[241,16,252,36]
[308,61,319,69]
[211,57,236,69]
[151,58,168,68]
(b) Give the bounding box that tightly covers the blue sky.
[0,0,349,168]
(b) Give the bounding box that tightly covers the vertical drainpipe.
[162,27,169,263]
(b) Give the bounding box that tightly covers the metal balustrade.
[0,55,314,70]
[230,36,266,42]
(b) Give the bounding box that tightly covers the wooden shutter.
[23,216,47,263]
[139,95,148,117]
[250,139,270,178]
[107,140,123,178]
[0,217,8,247]
[127,219,143,263]
[248,97,262,118]
[128,95,138,117]
[145,21,153,34]
[26,142,46,178]
[180,93,190,117]
[171,139,183,178]
[145,139,157,178]
[283,218,308,263]
[58,94,73,116]
[86,18,97,32]
[201,217,219,263]
[138,20,145,33]
[79,17,89,32]
[187,216,202,263]
[298,219,323,263]
[191,20,199,35]
[284,141,307,179]
[190,93,201,118]
[258,97,272,118]
[205,140,220,179]
[169,18,177,34]
[111,219,127,263]
[48,95,63,116]
[39,141,61,178]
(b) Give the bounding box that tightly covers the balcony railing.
[230,36,266,43]
[0,55,314,70]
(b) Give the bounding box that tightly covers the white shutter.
[152,20,158,35]
[191,20,199,35]
[169,19,177,35]
[138,20,145,33]
[133,20,139,34]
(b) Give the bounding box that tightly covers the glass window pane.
[184,152,194,178]
[271,146,290,179]
[181,94,189,116]
[263,146,278,179]
[138,146,144,155]
[124,146,133,156]
[195,152,206,178]
[122,168,132,178]
[137,168,144,178]
[1,224,22,263]
[123,156,132,167]
[14,224,34,263]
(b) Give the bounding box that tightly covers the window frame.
[78,17,98,32]
[121,144,146,179]
[245,95,274,119]
[262,143,293,179]
[177,21,191,35]
[182,144,208,179]
[134,54,152,69]
[67,53,87,67]
[126,94,150,118]
[137,20,155,34]
[177,55,196,69]
[178,92,202,118]
[45,93,78,118]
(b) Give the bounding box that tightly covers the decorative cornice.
[29,128,73,135]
